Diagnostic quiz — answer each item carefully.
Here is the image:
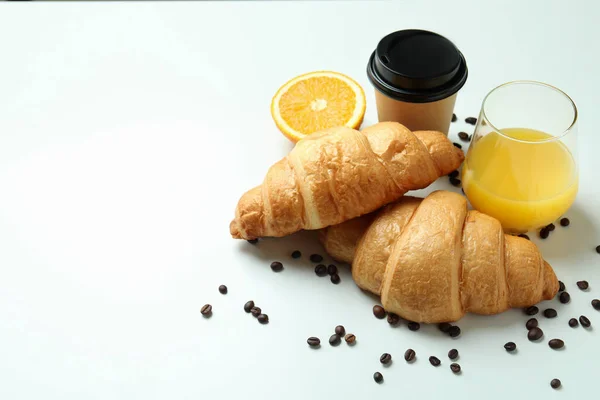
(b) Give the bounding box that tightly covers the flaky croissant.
[320,191,559,323]
[230,122,464,240]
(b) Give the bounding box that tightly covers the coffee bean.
[439,322,452,333]
[270,261,283,272]
[330,274,341,284]
[550,378,561,389]
[244,300,255,313]
[200,304,212,316]
[309,254,323,263]
[559,292,570,304]
[257,314,269,324]
[373,305,386,319]
[335,325,345,336]
[465,117,477,125]
[524,306,539,316]
[526,318,538,330]
[218,285,228,294]
[518,234,530,240]
[408,321,421,331]
[453,142,462,149]
[596,245,600,254]
[327,264,338,275]
[291,250,302,259]
[579,315,591,328]
[504,342,517,352]
[380,353,392,364]
[251,306,262,317]
[429,356,441,366]
[449,177,462,187]
[452,113,457,122]
[592,299,600,310]
[539,228,549,239]
[449,325,461,337]
[560,218,570,227]
[558,281,565,292]
[448,349,459,360]
[449,170,459,179]
[373,372,383,384]
[548,339,564,349]
[404,349,416,362]
[387,313,400,325]
[577,280,589,291]
[307,337,320,347]
[458,131,470,141]
[569,318,579,327]
[543,308,557,318]
[314,264,327,277]
[329,334,341,346]
[344,333,356,344]
[450,363,461,373]
[528,327,543,341]
[247,239,258,244]
[547,223,556,232]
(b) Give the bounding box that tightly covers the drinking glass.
[462,81,578,233]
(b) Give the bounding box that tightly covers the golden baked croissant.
[320,191,559,323]
[230,122,464,240]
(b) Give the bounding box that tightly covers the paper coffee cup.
[367,30,468,135]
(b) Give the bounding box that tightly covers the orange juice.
[462,128,578,233]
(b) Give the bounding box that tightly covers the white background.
[0,1,599,399]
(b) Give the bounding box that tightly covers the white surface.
[0,1,599,399]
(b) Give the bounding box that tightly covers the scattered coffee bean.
[458,131,470,141]
[569,318,579,327]
[380,353,392,364]
[429,356,441,366]
[309,254,323,263]
[373,372,383,384]
[218,285,228,294]
[408,321,421,331]
[404,349,416,362]
[439,322,452,333]
[344,333,356,344]
[251,306,262,317]
[539,228,549,239]
[550,378,561,389]
[543,308,557,318]
[596,245,600,254]
[335,325,346,336]
[257,314,269,324]
[270,261,283,272]
[547,223,556,232]
[450,363,461,373]
[452,113,457,122]
[453,142,462,149]
[592,299,600,310]
[314,264,327,277]
[560,218,570,227]
[373,305,387,319]
[559,292,571,304]
[449,170,459,179]
[327,264,338,275]
[244,300,255,313]
[577,280,589,291]
[504,342,517,352]
[247,239,258,244]
[330,274,341,284]
[579,315,591,328]
[449,177,462,187]
[449,325,461,337]
[548,339,564,349]
[329,334,341,346]
[291,250,302,259]
[518,234,530,240]
[524,306,539,316]
[528,327,544,341]
[448,349,459,360]
[465,117,477,125]
[526,318,538,330]
[387,313,400,325]
[200,304,212,316]
[559,281,565,292]
[307,337,320,347]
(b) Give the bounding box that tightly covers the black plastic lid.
[367,30,468,103]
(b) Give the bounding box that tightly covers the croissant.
[320,191,559,323]
[230,122,464,240]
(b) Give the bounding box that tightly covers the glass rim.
[481,80,578,144]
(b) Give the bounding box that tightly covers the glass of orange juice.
[462,81,578,233]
